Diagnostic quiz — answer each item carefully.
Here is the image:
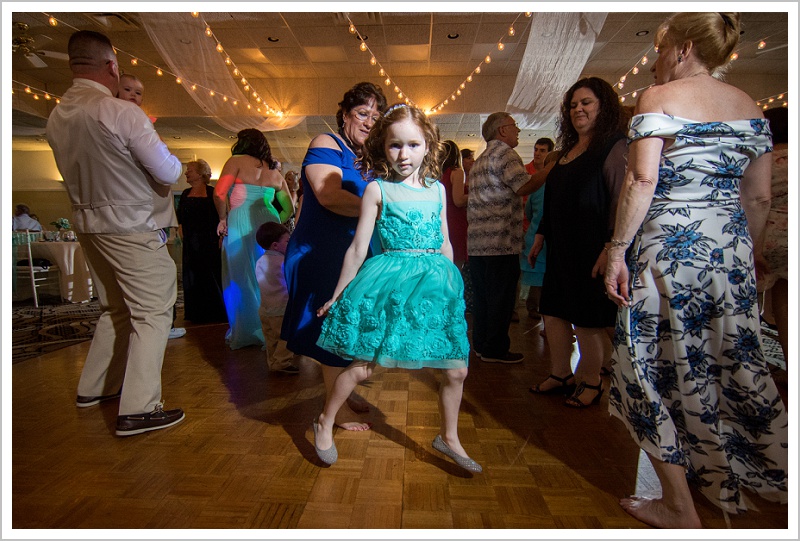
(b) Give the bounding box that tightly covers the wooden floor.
[9,306,791,532]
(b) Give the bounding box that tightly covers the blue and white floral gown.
[609,114,788,513]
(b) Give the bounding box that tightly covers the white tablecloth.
[27,241,94,303]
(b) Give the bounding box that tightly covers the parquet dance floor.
[9,310,791,532]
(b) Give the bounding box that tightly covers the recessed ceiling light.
[172,136,182,140]
[636,30,649,37]
[267,36,279,43]
[179,38,192,45]
[447,33,459,40]
[467,133,476,137]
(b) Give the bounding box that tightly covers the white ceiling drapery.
[139,12,305,134]
[507,12,608,132]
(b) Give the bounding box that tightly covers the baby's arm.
[317,181,382,316]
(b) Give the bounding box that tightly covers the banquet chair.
[14,229,60,308]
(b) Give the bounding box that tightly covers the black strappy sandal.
[529,373,576,395]
[564,381,604,408]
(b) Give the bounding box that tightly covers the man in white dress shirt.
[46,30,185,436]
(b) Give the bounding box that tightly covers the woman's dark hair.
[231,128,275,167]
[460,148,474,162]
[763,107,788,145]
[556,77,623,154]
[336,82,388,129]
[441,140,462,171]
[256,221,290,250]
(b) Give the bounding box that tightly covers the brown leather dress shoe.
[115,404,185,436]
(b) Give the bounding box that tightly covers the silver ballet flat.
[432,434,482,473]
[312,418,338,465]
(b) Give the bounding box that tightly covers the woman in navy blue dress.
[281,82,387,430]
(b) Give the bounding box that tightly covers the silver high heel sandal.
[432,434,483,473]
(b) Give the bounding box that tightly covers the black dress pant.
[469,254,520,357]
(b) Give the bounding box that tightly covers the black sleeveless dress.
[537,135,623,328]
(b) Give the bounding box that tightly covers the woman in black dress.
[177,159,227,323]
[528,77,627,407]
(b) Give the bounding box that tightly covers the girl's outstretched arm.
[317,181,382,316]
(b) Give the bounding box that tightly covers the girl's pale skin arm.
[305,134,364,217]
[317,181,382,316]
[450,168,468,208]
[213,156,239,236]
[438,182,455,262]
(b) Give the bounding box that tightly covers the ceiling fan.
[12,22,69,68]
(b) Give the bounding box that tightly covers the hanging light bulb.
[370,56,376,65]
[460,83,465,89]
[156,68,163,76]
[223,96,228,102]
[33,94,40,100]
[632,91,638,98]
[216,43,224,53]
[247,104,252,110]
[730,52,739,60]
[241,77,247,85]
[205,27,212,37]
[209,90,215,96]
[525,12,532,17]
[444,99,449,105]
[763,104,769,110]
[619,96,626,103]
[632,66,639,75]
[456,89,462,96]
[243,85,249,91]
[233,100,238,106]
[359,41,367,52]
[256,97,262,103]
[451,94,456,100]
[467,75,473,82]
[398,92,404,99]
[508,26,515,36]
[191,84,197,91]
[497,42,504,51]
[349,24,356,34]
[175,77,182,84]
[484,55,491,63]
[618,82,624,89]
[44,93,51,100]
[758,40,766,49]
[131,58,138,66]
[225,57,232,65]
[475,66,481,74]
[620,75,627,83]
[768,98,775,103]
[56,98,61,104]
[385,77,391,86]
[379,68,385,76]
[394,85,400,93]
[24,86,32,94]
[233,68,240,76]
[48,16,57,26]
[252,91,258,98]
[641,55,648,65]
[191,12,199,18]
[778,94,784,99]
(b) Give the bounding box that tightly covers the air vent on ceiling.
[84,13,139,31]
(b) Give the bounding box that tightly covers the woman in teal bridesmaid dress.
[214,129,292,349]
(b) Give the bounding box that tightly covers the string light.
[48,16,57,26]
[758,40,767,49]
[191,12,199,18]
[131,58,138,66]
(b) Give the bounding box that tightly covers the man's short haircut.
[481,112,512,142]
[534,138,555,152]
[68,30,115,69]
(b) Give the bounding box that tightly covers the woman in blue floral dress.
[604,13,787,528]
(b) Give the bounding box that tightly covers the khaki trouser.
[259,308,294,370]
[77,231,176,415]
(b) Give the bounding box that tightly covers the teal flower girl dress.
[317,178,469,369]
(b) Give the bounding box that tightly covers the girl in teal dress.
[313,105,481,473]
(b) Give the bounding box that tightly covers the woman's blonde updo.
[655,12,741,74]
[187,159,212,183]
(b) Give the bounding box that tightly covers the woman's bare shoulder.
[309,133,340,150]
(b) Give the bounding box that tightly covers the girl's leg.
[620,454,702,528]
[316,362,373,451]
[438,367,470,457]
[320,363,370,430]
[533,316,575,391]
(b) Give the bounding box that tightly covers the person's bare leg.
[320,363,370,430]
[771,279,788,361]
[438,367,470,457]
[316,363,372,451]
[533,316,574,392]
[620,454,702,528]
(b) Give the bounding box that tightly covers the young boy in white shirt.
[255,222,299,374]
